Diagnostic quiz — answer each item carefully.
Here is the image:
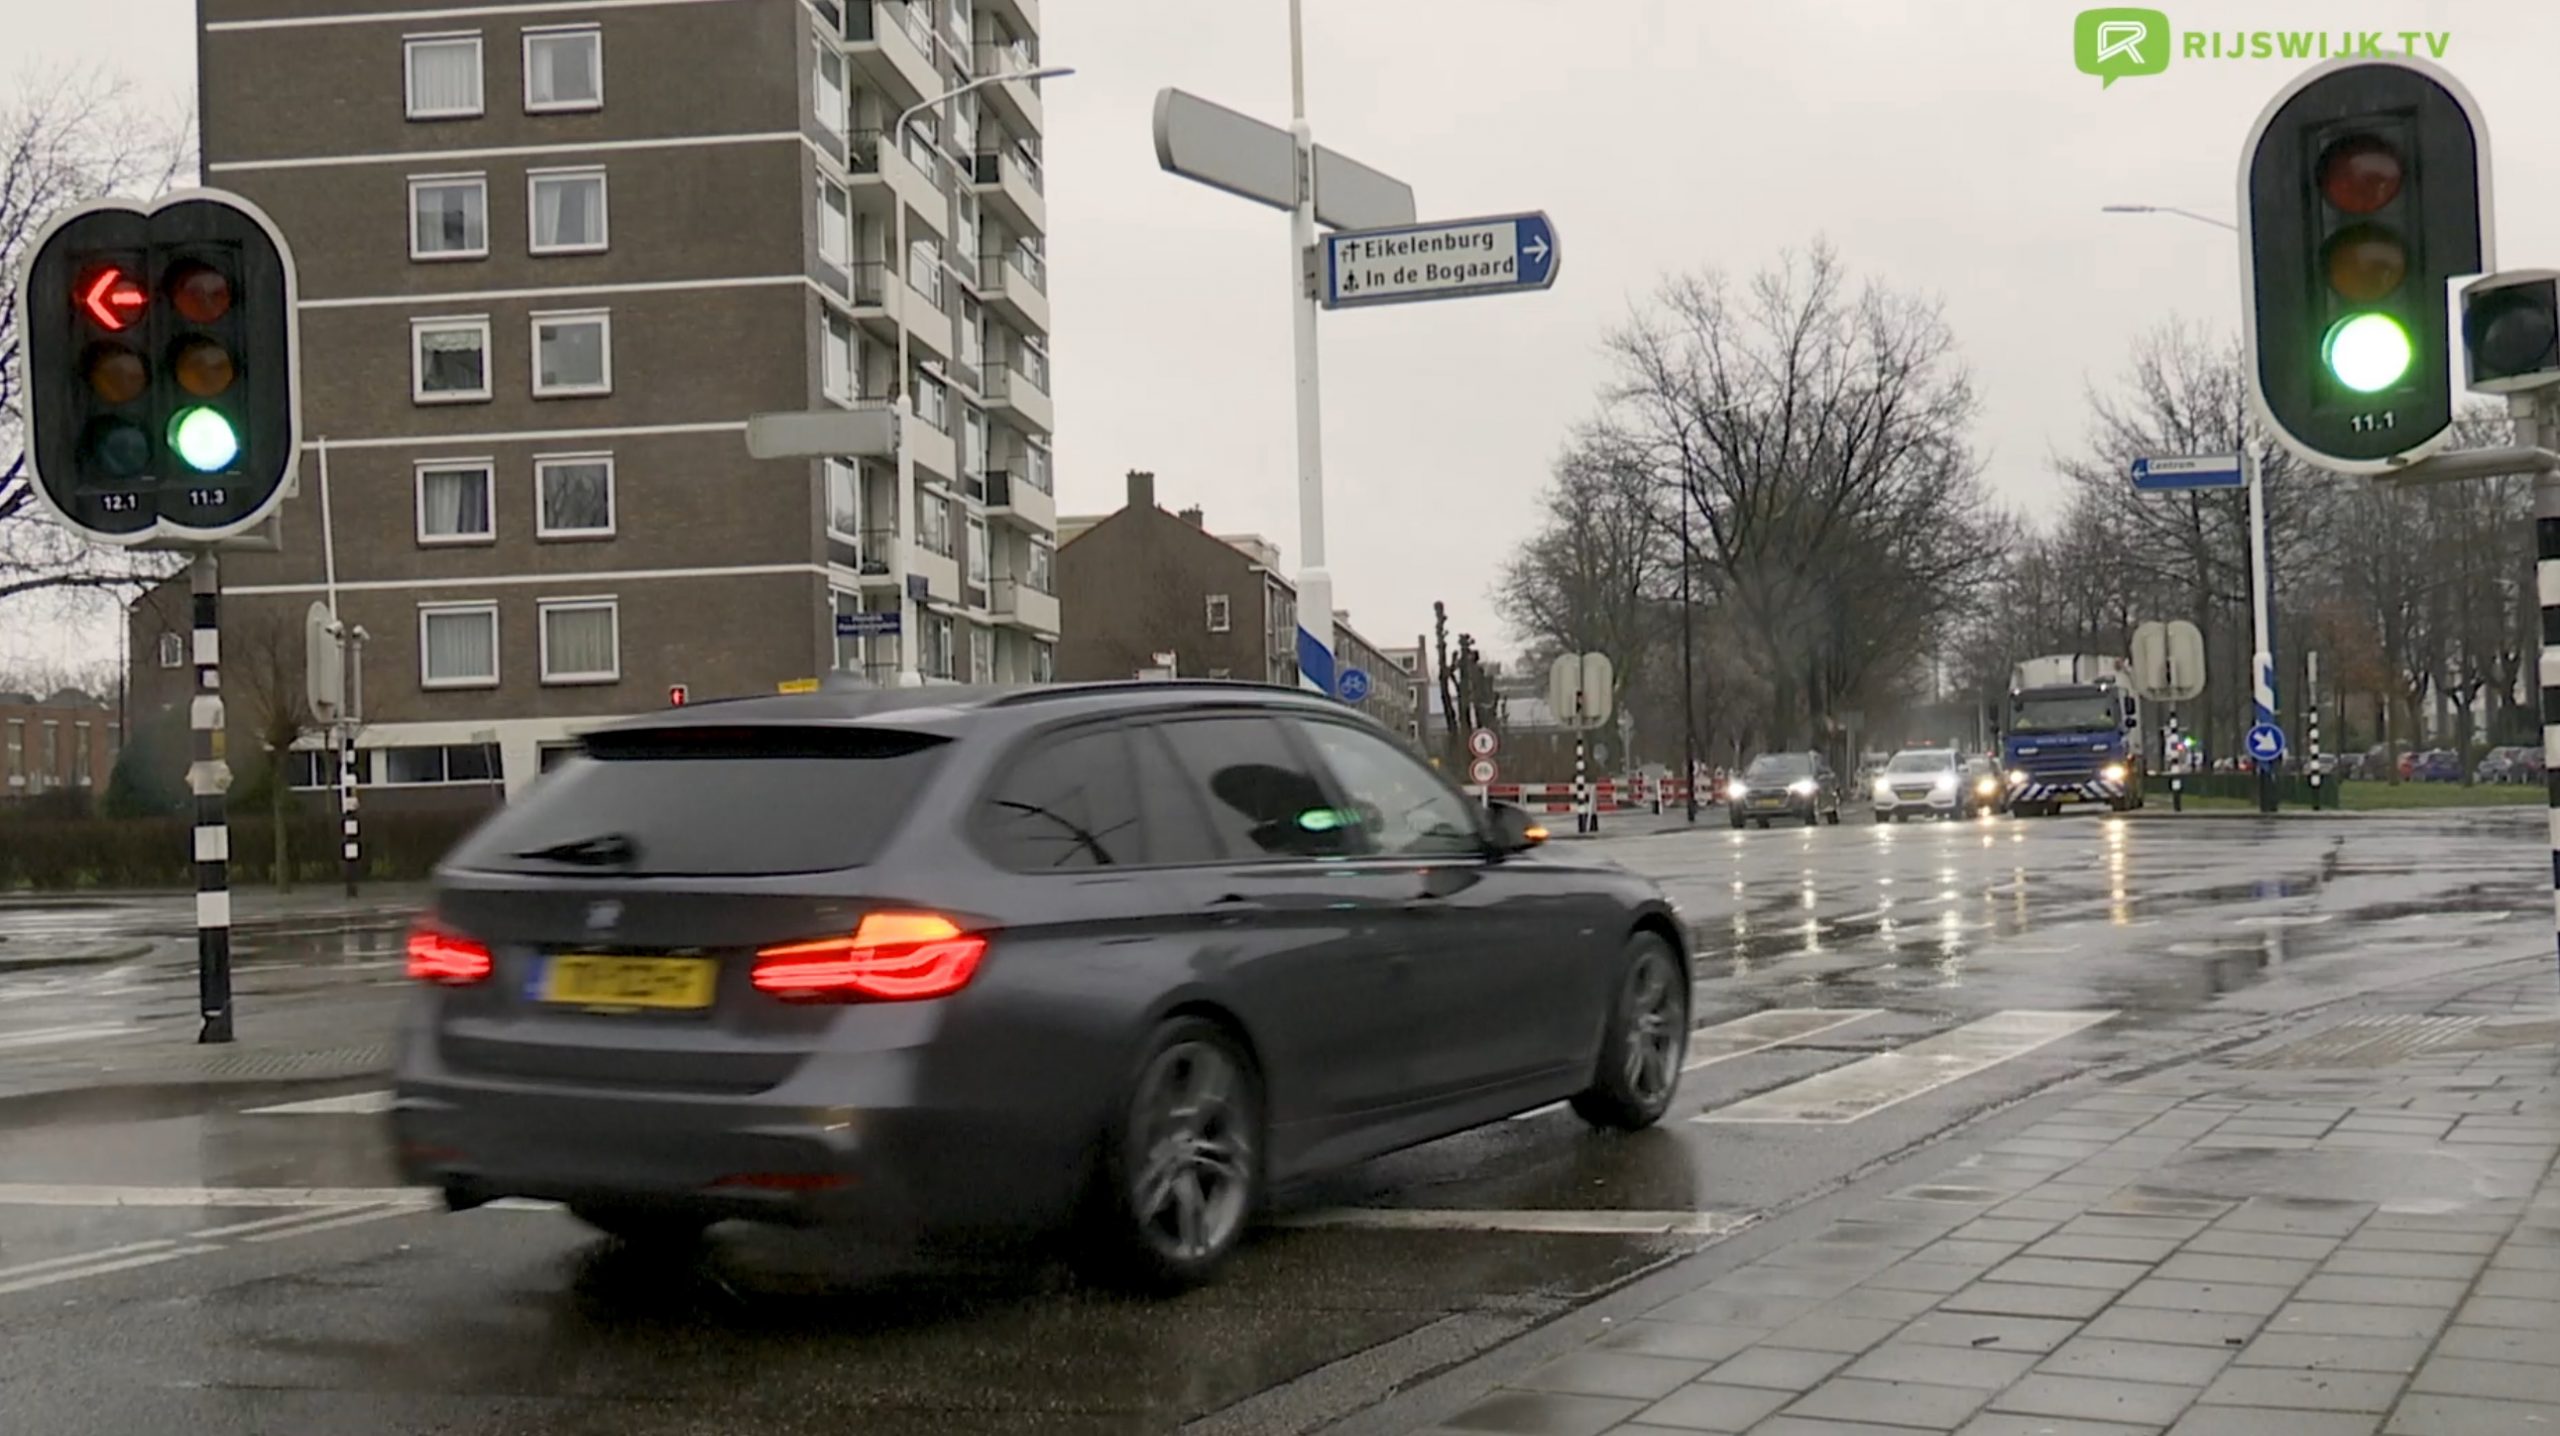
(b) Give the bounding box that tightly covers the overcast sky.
[7,0,2538,674]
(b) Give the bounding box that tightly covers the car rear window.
[446,725,950,877]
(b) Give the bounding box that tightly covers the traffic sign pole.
[2247,445,2280,814]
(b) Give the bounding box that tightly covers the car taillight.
[406,922,494,985]
[751,911,987,1002]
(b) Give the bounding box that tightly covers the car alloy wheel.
[1081,1016,1263,1292]
[1571,933,1687,1130]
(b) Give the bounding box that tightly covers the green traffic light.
[168,406,241,472]
[2321,312,2413,394]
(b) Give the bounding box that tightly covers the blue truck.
[2000,655,2145,817]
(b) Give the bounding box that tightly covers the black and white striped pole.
[2306,650,2325,811]
[189,553,234,1045]
[2167,707,2183,812]
[1573,690,1592,835]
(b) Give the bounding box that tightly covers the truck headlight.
[2007,770,2027,786]
[2101,763,2128,784]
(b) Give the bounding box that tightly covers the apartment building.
[1056,472,1419,744]
[0,690,120,804]
[182,0,1060,794]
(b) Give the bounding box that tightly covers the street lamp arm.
[2099,203,2239,232]
[892,66,1078,140]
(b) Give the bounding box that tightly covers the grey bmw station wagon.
[393,680,1691,1289]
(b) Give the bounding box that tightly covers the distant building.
[0,690,120,803]
[1057,471,1418,742]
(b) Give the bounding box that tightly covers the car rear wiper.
[513,833,640,866]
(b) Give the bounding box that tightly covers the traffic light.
[2461,270,2560,394]
[15,191,299,545]
[2241,56,2492,474]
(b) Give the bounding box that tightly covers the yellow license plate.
[540,955,718,1009]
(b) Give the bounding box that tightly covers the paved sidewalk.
[1415,975,2560,1436]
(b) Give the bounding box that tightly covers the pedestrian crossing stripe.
[242,1090,395,1116]
[1695,1009,2116,1125]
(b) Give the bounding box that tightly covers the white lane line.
[1277,1208,1754,1237]
[241,1206,421,1243]
[1510,1007,1887,1121]
[0,1184,434,1208]
[0,1245,223,1296]
[0,1238,180,1282]
[241,1090,396,1116]
[1694,1009,2119,1125]
[187,1204,414,1241]
[0,1024,130,1052]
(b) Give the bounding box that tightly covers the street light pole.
[2101,201,2278,810]
[1680,489,1697,822]
[1286,0,1334,697]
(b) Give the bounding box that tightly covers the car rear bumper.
[389,1018,1090,1242]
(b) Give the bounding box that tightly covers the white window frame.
[405,33,485,120]
[521,24,604,114]
[414,458,496,545]
[818,178,851,270]
[526,167,609,255]
[538,596,621,685]
[418,601,500,690]
[411,315,493,404]
[406,173,488,261]
[813,32,848,139]
[534,452,617,539]
[530,309,612,398]
[1206,593,1231,633]
[156,633,185,668]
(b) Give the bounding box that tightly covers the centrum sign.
[2075,9,2452,88]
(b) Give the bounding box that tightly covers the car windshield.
[446,725,951,877]
[2010,694,2121,733]
[1745,754,1814,780]
[1886,751,1955,773]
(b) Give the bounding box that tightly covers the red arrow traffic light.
[79,267,146,330]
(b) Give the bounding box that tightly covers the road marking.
[0,1024,130,1053]
[1277,1208,1754,1237]
[0,1184,434,1208]
[242,1090,396,1116]
[0,1238,181,1282]
[0,1245,224,1296]
[241,1205,418,1243]
[1511,1008,1885,1120]
[1694,1009,2118,1125]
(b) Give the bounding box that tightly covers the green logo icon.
[2076,8,2172,87]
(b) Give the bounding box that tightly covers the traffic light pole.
[2245,445,2280,814]
[2530,390,2560,978]
[188,551,235,1044]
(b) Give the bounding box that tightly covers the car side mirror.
[1486,801,1547,854]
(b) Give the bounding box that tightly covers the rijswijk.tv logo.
[2074,9,2453,88]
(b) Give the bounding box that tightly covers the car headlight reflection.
[1932,773,1957,795]
[2101,763,2128,784]
[1788,778,1817,796]
[1727,780,1750,800]
[1975,776,1999,796]
[1874,778,1896,800]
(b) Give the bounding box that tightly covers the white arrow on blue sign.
[1337,666,1372,703]
[1322,212,1558,310]
[2247,722,2288,763]
[2131,453,2245,492]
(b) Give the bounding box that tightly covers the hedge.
[0,808,489,891]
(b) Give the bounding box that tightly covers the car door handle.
[1209,893,1260,926]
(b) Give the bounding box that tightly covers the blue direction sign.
[2246,722,2288,764]
[1337,666,1372,703]
[2131,453,2245,492]
[1322,212,1558,310]
[836,611,902,637]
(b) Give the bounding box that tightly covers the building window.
[1207,668,1230,680]
[383,743,499,785]
[961,406,987,477]
[419,602,499,689]
[539,598,620,684]
[911,370,948,432]
[906,235,942,303]
[922,611,956,679]
[967,515,990,587]
[412,316,492,403]
[819,179,851,269]
[824,313,856,403]
[156,633,184,668]
[536,454,615,538]
[825,458,862,542]
[919,488,953,556]
[1032,640,1053,684]
[407,175,487,260]
[527,168,608,254]
[1206,594,1231,633]
[405,34,484,120]
[532,310,611,396]
[1024,440,1052,493]
[969,624,992,683]
[3,721,20,785]
[832,590,865,673]
[522,26,602,112]
[416,460,495,544]
[814,39,847,138]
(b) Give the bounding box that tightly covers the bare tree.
[218,605,316,890]
[1594,241,1997,754]
[0,69,195,611]
[1492,439,1668,724]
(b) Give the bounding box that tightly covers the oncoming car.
[1727,751,1842,828]
[391,681,1691,1291]
[1870,748,1984,822]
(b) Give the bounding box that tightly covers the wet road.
[0,810,2545,1434]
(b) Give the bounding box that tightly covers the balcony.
[980,246,1049,334]
[908,543,960,606]
[985,465,1056,531]
[983,364,1052,435]
[845,1,938,105]
[980,0,1039,43]
[827,526,905,587]
[973,38,1044,133]
[850,129,945,227]
[970,147,1045,235]
[991,577,1060,635]
[904,402,959,479]
[902,268,955,358]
